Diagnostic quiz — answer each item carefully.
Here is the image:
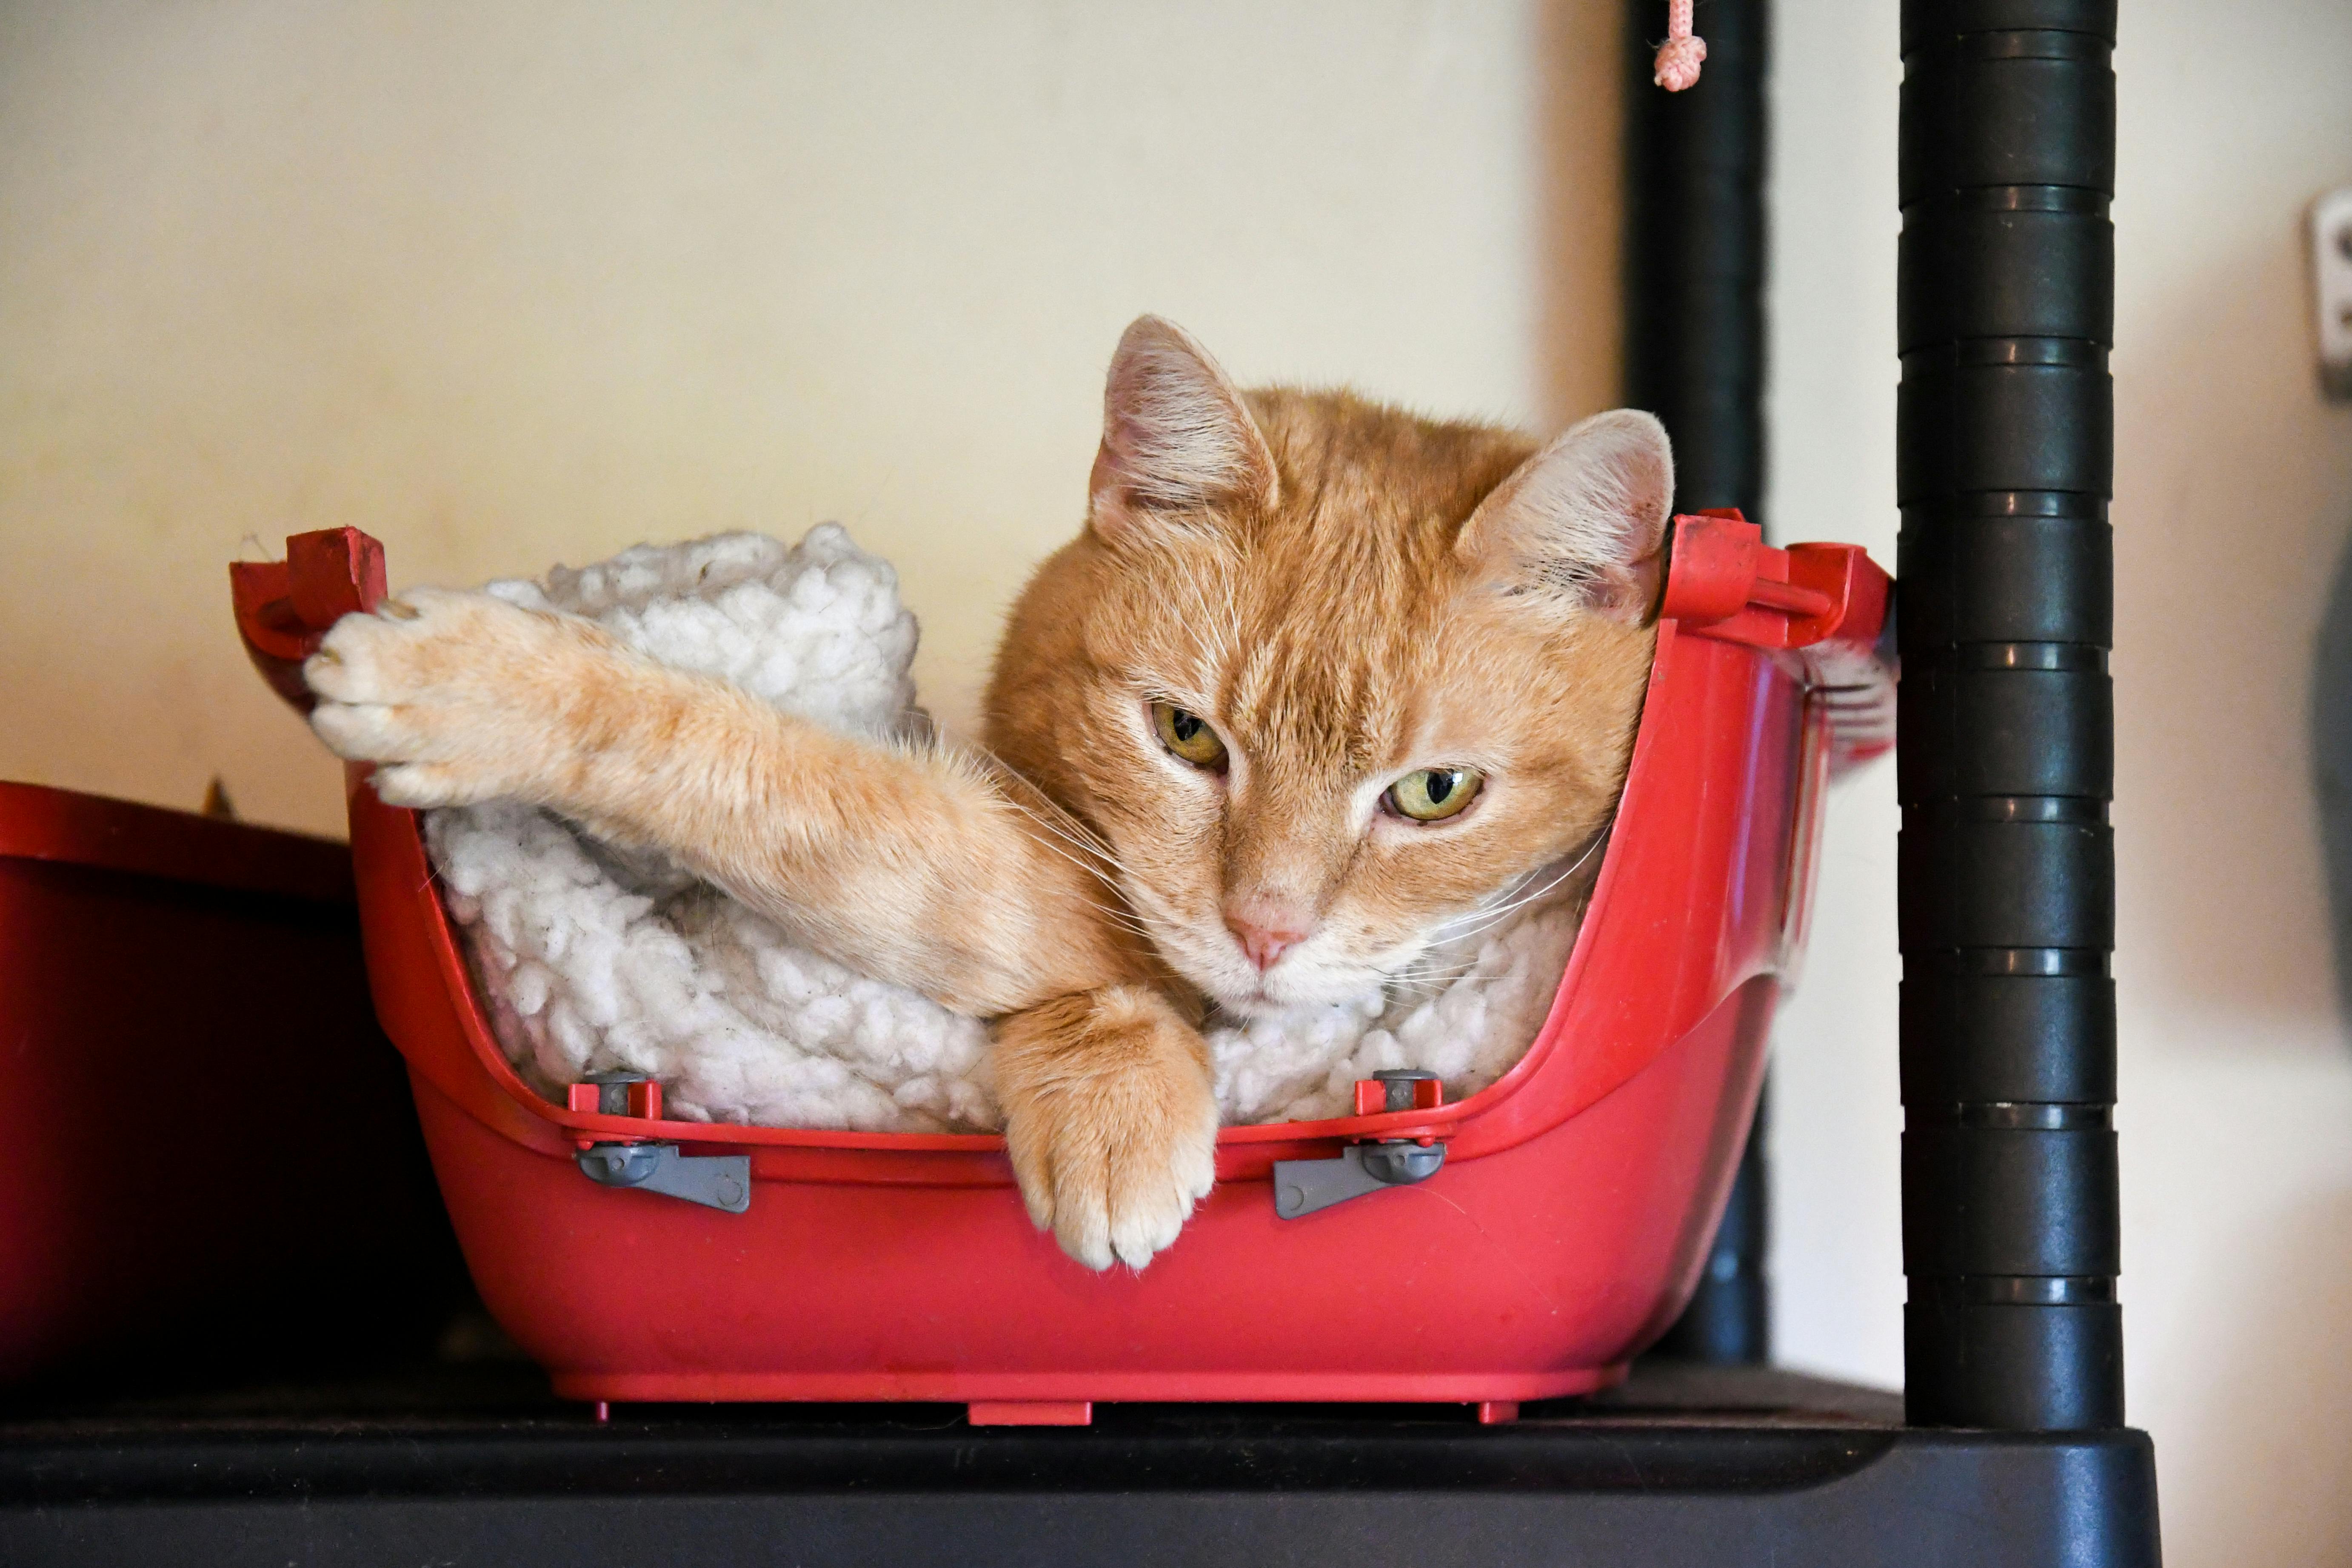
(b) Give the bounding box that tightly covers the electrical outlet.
[2313,186,2352,400]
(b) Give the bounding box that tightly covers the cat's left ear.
[1454,409,1674,624]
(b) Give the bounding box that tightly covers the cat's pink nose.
[1225,908,1309,972]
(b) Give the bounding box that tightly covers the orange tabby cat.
[303,317,1672,1269]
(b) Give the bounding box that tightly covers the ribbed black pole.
[1895,0,2121,1429]
[1624,0,1771,1365]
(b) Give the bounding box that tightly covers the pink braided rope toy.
[1654,0,1707,91]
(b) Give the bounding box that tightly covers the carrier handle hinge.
[566,1070,751,1214]
[1271,1069,1448,1220]
[576,1141,751,1214]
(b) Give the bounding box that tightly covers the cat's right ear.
[1088,317,1279,543]
[1454,409,1675,625]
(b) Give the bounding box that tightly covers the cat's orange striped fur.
[304,317,1672,1269]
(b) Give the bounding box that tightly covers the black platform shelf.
[0,1360,2156,1568]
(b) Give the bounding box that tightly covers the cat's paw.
[995,987,1220,1271]
[304,588,588,809]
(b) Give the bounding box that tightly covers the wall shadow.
[1533,0,1626,429]
[2312,534,2352,1018]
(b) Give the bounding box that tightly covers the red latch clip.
[1662,510,1897,776]
[229,527,388,714]
[567,1072,663,1150]
[1353,1072,1445,1119]
[568,1077,663,1119]
[1658,509,1889,654]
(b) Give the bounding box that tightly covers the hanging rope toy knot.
[1653,0,1706,91]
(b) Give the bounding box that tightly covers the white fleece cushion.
[426,526,1579,1133]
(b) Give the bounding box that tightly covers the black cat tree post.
[1896,0,2123,1433]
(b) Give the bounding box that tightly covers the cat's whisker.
[1116,881,1201,957]
[1001,804,1113,879]
[992,797,1153,931]
[1081,908,1158,943]
[1477,845,1599,920]
[1075,891,1155,930]
[1432,823,1614,943]
[1019,815,1123,885]
[1213,551,1242,668]
[1384,954,1481,981]
[1396,973,1514,988]
[965,749,1157,904]
[1382,979,1456,998]
[1020,794,1149,890]
[1439,906,1555,948]
[1189,540,1245,677]
[999,780,1120,863]
[1387,971,1479,990]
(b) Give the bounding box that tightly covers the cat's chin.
[1204,988,1304,1023]
[1198,970,1390,1023]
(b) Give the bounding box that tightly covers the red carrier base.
[229,514,1893,1419]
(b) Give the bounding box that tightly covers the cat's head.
[988,316,1670,1017]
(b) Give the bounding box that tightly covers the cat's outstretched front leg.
[994,986,1220,1271]
[303,587,1141,1015]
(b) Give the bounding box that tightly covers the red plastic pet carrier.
[231,513,1891,1425]
[0,781,462,1383]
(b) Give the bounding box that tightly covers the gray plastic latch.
[575,1142,751,1214]
[1272,1139,1447,1220]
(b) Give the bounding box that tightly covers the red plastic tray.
[231,515,1890,1422]
[0,782,464,1384]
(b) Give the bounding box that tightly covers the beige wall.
[0,0,1623,836]
[1768,3,2352,1562]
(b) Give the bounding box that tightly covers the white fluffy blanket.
[425,527,1582,1133]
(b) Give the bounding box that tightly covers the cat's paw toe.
[305,591,491,704]
[307,697,410,763]
[371,762,478,809]
[1179,1132,1216,1202]
[1050,1193,1117,1273]
[1036,1113,1216,1272]
[1105,1178,1191,1270]
[1008,1120,1202,1272]
[308,598,419,698]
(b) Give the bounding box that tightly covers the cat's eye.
[1151,701,1229,771]
[1386,767,1484,823]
